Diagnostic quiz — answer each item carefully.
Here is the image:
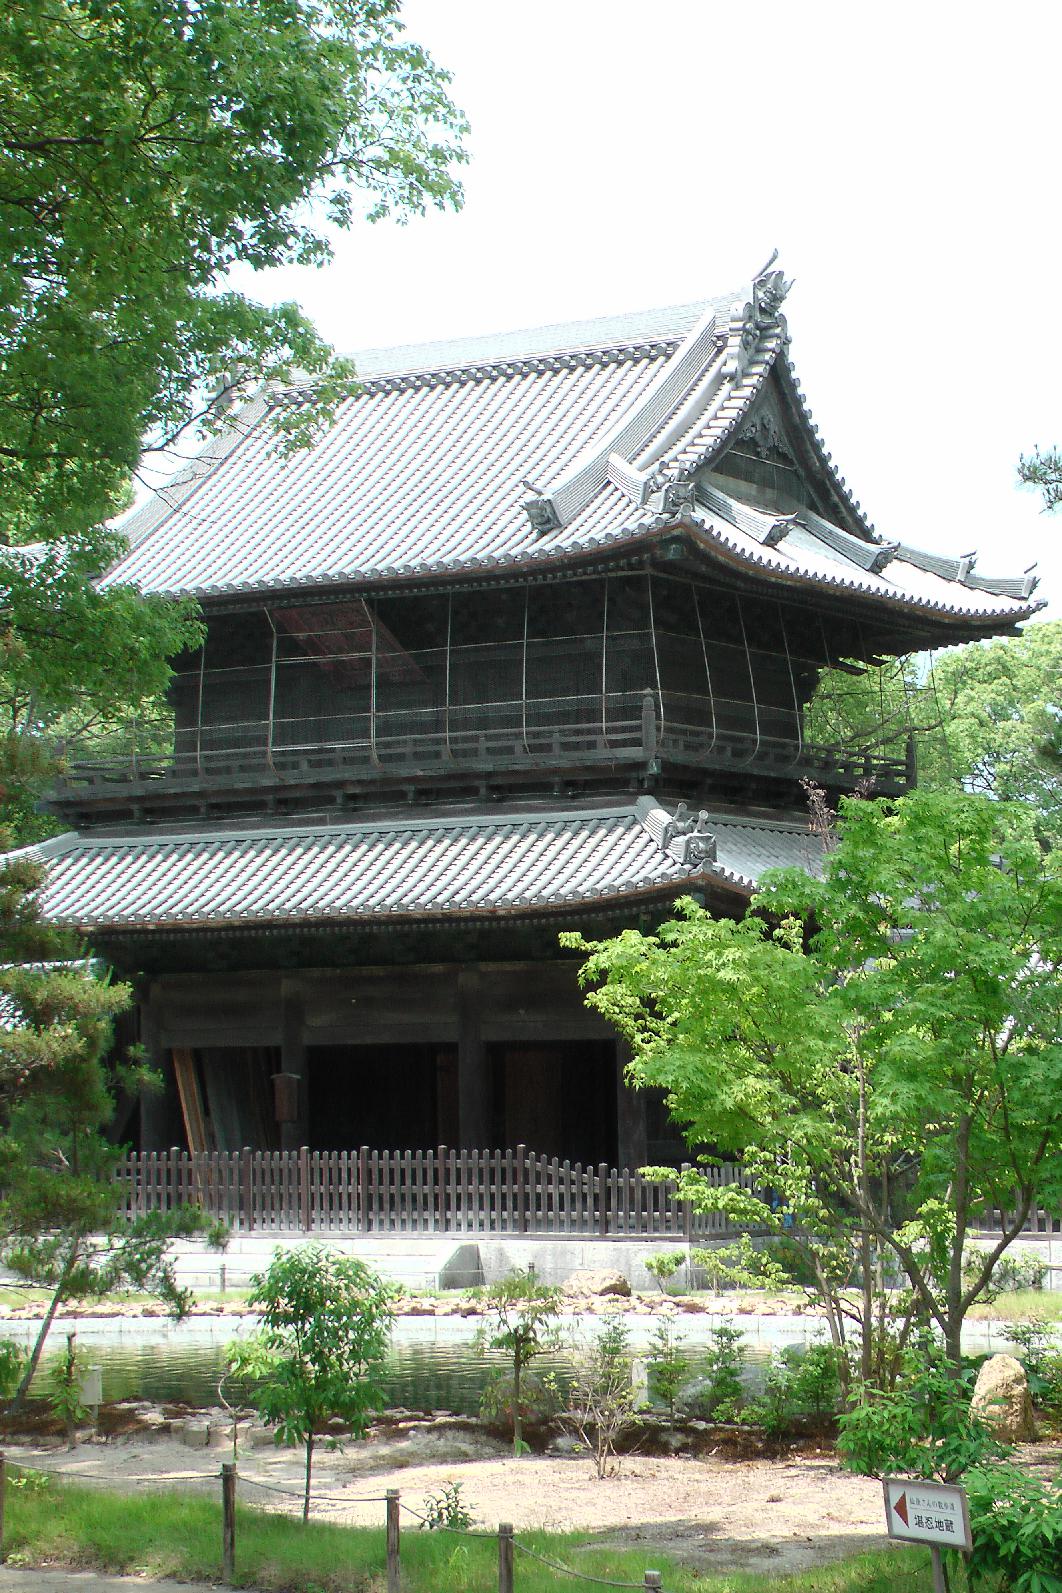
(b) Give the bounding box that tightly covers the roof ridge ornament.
[660,802,718,865]
[722,252,793,382]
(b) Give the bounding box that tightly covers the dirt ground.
[0,1423,901,1576]
[8,1421,1059,1577]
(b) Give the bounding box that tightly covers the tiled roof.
[105,267,1039,624]
[21,800,822,933]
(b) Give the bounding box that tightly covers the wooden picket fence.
[113,1145,757,1238]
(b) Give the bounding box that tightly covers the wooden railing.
[113,1146,1062,1241]
[113,1146,757,1238]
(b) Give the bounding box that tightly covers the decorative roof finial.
[753,249,793,322]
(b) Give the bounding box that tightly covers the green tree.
[229,1245,394,1521]
[475,1270,562,1457]
[1,0,467,547]
[1019,445,1062,511]
[917,624,1062,842]
[566,788,1062,1387]
[0,860,218,1407]
[0,0,467,835]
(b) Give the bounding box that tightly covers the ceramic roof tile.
[21,800,824,932]
[103,281,1040,624]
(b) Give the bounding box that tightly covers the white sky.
[227,0,1062,620]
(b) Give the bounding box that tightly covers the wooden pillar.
[279,985,308,1152]
[139,988,172,1151]
[457,967,491,1150]
[615,1038,647,1171]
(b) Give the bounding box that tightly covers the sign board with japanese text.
[883,1478,972,1551]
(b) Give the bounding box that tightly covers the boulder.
[181,1420,212,1449]
[562,1269,631,1298]
[970,1354,1036,1442]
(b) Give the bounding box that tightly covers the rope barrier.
[4,1451,670,1587]
[513,1538,651,1589]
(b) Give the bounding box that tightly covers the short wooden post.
[241,1148,254,1233]
[643,1572,662,1590]
[386,1488,401,1593]
[598,1162,609,1238]
[221,1462,236,1585]
[0,1451,6,1563]
[300,1144,311,1233]
[497,1521,514,1593]
[515,1144,527,1235]
[359,1145,371,1234]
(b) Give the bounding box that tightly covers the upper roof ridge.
[343,299,719,382]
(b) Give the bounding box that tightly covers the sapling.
[474,1269,561,1457]
[645,1306,685,1420]
[228,1245,394,1522]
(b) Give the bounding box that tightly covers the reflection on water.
[12,1311,1011,1418]
[29,1338,713,1416]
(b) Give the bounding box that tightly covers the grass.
[966,1288,1062,1323]
[2,1469,941,1593]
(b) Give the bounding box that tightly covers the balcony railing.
[53,690,915,810]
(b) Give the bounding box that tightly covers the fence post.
[240,1148,254,1233]
[386,1488,400,1593]
[300,1145,311,1233]
[359,1146,371,1234]
[0,1451,6,1563]
[515,1144,527,1235]
[221,1462,236,1585]
[598,1162,609,1238]
[497,1522,514,1593]
[643,1573,662,1590]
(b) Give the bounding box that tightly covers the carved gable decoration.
[734,396,797,465]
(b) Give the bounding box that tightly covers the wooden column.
[615,1038,647,1171]
[279,985,308,1152]
[457,967,491,1150]
[139,988,173,1151]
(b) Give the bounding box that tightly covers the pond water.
[2,1312,1025,1417]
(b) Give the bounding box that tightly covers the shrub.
[643,1251,684,1294]
[964,1464,1062,1593]
[962,1246,1047,1300]
[420,1482,474,1532]
[564,1314,636,1478]
[644,1307,685,1420]
[474,1270,561,1457]
[700,1321,746,1421]
[838,1347,1007,1482]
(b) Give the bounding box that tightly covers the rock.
[562,1269,631,1298]
[971,1354,1036,1442]
[245,1424,277,1449]
[181,1420,211,1449]
[546,1434,583,1457]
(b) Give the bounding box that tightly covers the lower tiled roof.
[19,801,823,933]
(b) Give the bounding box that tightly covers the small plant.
[420,1481,474,1532]
[474,1269,561,1457]
[964,1463,1062,1593]
[228,1245,394,1522]
[565,1313,636,1478]
[839,1346,1008,1482]
[645,1306,685,1420]
[0,1339,25,1403]
[48,1334,89,1447]
[700,1321,747,1420]
[643,1251,684,1294]
[691,1235,787,1292]
[962,1246,1047,1301]
[7,1467,50,1495]
[1006,1317,1059,1384]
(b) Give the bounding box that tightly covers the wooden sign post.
[883,1477,972,1593]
